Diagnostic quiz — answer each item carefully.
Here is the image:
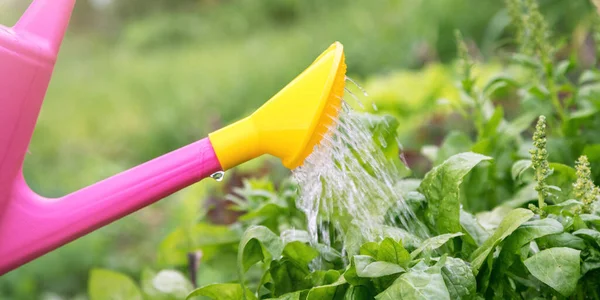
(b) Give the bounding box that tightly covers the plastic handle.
[0,138,222,274]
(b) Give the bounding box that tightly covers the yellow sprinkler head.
[209,42,346,170]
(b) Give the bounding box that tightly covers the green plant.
[81,0,600,299]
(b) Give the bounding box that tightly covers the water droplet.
[210,171,225,181]
[372,102,378,111]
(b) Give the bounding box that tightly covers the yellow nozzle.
[209,42,346,170]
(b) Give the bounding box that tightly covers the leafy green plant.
[85,0,600,299]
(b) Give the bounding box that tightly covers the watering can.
[0,0,346,274]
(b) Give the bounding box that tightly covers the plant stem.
[473,94,485,140]
[187,251,203,288]
[546,70,566,127]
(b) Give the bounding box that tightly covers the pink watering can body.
[0,0,222,274]
[0,0,347,275]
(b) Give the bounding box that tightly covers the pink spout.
[14,0,75,56]
[0,0,226,275]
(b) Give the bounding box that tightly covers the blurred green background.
[0,0,594,298]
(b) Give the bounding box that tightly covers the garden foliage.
[88,0,600,299]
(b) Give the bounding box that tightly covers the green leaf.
[470,208,533,274]
[524,247,581,297]
[504,218,564,251]
[375,266,451,300]
[359,242,379,257]
[186,283,256,300]
[376,238,411,268]
[573,229,600,248]
[89,269,143,300]
[238,226,283,298]
[344,286,372,299]
[342,256,371,287]
[282,241,319,266]
[497,218,564,273]
[482,75,518,96]
[270,259,312,296]
[315,244,343,264]
[280,229,310,244]
[420,152,492,235]
[511,160,532,182]
[356,113,409,175]
[537,233,587,250]
[475,206,513,230]
[410,233,464,259]
[482,106,504,138]
[580,214,600,227]
[238,226,283,273]
[441,257,477,300]
[380,226,422,251]
[543,199,583,215]
[460,210,490,246]
[555,60,571,79]
[354,255,405,278]
[527,85,550,99]
[579,69,600,84]
[582,247,600,275]
[306,277,348,300]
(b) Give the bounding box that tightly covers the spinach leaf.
[353,255,405,278]
[441,257,477,300]
[238,225,283,273]
[282,241,319,266]
[343,286,372,299]
[270,259,312,296]
[375,265,451,300]
[470,208,533,274]
[537,232,587,250]
[524,247,581,297]
[376,238,411,268]
[410,233,464,259]
[495,218,564,277]
[306,277,348,300]
[460,210,490,246]
[420,152,492,235]
[359,242,379,257]
[511,160,532,182]
[573,229,600,248]
[502,218,564,255]
[237,226,284,298]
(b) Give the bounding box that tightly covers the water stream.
[292,78,427,254]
